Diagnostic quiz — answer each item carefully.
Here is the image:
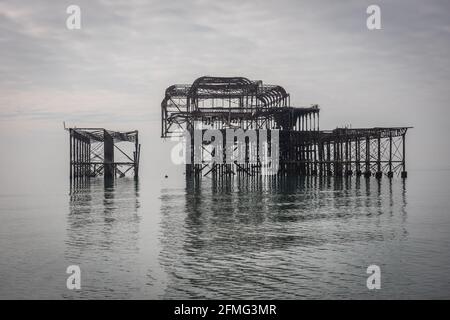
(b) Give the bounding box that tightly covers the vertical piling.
[364,136,371,178]
[375,134,382,179]
[401,133,407,178]
[104,130,114,179]
[388,133,393,178]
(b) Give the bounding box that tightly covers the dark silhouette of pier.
[161,76,410,178]
[67,128,141,182]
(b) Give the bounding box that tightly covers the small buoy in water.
[165,175,168,178]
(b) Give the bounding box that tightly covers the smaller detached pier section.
[68,127,141,181]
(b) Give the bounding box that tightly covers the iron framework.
[68,128,141,181]
[161,76,410,178]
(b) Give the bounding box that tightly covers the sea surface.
[0,170,449,299]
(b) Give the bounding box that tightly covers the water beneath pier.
[1,170,449,299]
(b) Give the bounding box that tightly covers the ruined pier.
[68,128,141,181]
[161,76,410,179]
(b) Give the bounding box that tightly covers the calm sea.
[0,170,449,299]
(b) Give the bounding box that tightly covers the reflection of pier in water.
[158,176,407,299]
[65,178,141,299]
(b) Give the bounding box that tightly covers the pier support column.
[326,141,332,176]
[356,137,362,176]
[69,129,73,180]
[334,140,342,177]
[364,136,371,178]
[312,134,318,176]
[318,141,323,176]
[345,139,352,176]
[387,133,393,178]
[401,133,407,178]
[375,134,382,179]
[104,130,114,179]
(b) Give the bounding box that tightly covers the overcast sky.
[0,0,449,178]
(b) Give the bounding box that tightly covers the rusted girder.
[160,76,411,178]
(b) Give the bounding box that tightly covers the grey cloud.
[0,0,449,169]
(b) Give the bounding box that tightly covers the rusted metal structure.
[161,76,410,178]
[68,128,141,181]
